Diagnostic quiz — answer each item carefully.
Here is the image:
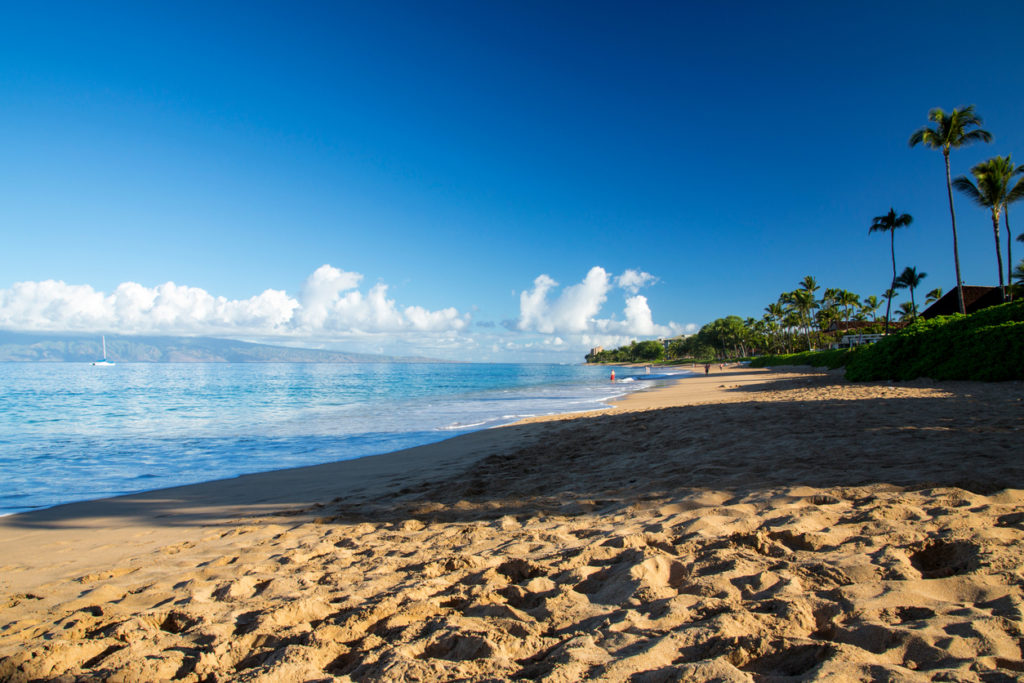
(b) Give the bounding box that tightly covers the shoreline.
[0,363,682,520]
[0,362,660,519]
[3,366,1023,680]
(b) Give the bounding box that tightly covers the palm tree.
[897,301,918,321]
[797,276,821,347]
[869,208,913,334]
[925,287,943,306]
[839,289,860,331]
[895,266,927,321]
[782,310,802,353]
[953,156,1016,300]
[820,287,841,335]
[882,288,899,326]
[799,275,820,295]
[909,105,992,314]
[783,288,816,351]
[1003,164,1024,301]
[764,302,786,354]
[1012,259,1024,300]
[861,295,881,322]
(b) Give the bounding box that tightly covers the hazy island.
[0,332,449,364]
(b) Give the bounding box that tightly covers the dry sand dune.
[1,367,1023,681]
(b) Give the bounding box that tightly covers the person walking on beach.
[704,363,710,375]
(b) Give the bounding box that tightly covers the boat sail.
[91,336,115,366]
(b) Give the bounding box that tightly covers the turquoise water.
[0,362,686,516]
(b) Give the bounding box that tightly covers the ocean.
[0,362,687,516]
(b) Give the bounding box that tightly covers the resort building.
[920,286,1004,319]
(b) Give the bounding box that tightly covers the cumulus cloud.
[0,265,468,337]
[518,266,611,334]
[615,269,658,294]
[516,266,683,340]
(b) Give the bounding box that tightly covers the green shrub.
[845,300,1024,381]
[747,300,1023,382]
[748,348,855,369]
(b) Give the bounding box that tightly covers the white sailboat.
[91,336,115,366]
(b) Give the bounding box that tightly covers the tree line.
[586,272,948,363]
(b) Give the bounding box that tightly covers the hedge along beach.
[2,365,1023,681]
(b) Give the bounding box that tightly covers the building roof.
[920,286,1004,319]
[825,320,884,333]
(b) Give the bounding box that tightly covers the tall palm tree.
[909,105,992,314]
[895,266,927,321]
[953,156,1016,300]
[1003,164,1024,301]
[925,287,943,306]
[869,208,913,334]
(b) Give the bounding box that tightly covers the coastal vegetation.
[587,274,910,364]
[750,300,1024,382]
[585,339,666,363]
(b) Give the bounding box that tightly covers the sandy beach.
[2,365,1023,681]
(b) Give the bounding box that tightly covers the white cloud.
[518,266,611,334]
[616,269,658,294]
[622,295,656,336]
[517,274,559,333]
[0,265,468,338]
[0,264,696,362]
[516,266,683,340]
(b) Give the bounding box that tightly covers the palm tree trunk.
[910,287,917,320]
[885,231,895,334]
[944,149,966,314]
[1006,207,1014,302]
[992,210,1006,301]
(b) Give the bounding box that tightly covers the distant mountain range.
[0,332,449,363]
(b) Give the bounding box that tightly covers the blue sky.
[2,1,1023,361]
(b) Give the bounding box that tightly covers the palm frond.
[908,126,937,148]
[1007,176,1024,204]
[953,175,984,205]
[960,129,994,146]
[868,208,912,233]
